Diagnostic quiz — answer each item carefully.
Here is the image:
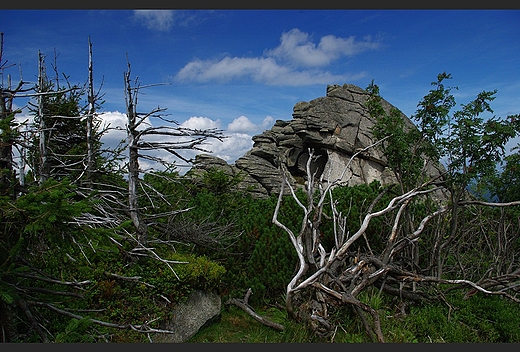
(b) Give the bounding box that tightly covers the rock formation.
[187,84,445,199]
[153,290,221,343]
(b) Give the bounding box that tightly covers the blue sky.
[1,9,520,169]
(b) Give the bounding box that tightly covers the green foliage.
[198,168,243,195]
[76,251,226,327]
[358,287,385,311]
[488,149,520,202]
[10,229,226,342]
[15,178,89,236]
[405,293,520,342]
[0,170,229,342]
[26,57,106,184]
[321,180,392,252]
[366,81,425,191]
[0,111,21,197]
[412,72,457,161]
[0,113,20,145]
[190,292,520,343]
[54,318,95,343]
[447,90,507,189]
[189,305,322,343]
[177,185,297,305]
[2,59,520,343]
[367,72,520,198]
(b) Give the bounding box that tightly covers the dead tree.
[1,38,105,192]
[25,51,85,185]
[85,36,97,181]
[272,145,520,342]
[75,36,107,185]
[123,57,225,246]
[0,38,226,343]
[36,51,49,184]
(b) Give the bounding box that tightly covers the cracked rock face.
[188,84,445,199]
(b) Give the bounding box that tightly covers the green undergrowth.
[20,247,226,343]
[188,291,520,343]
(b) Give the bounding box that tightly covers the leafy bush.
[0,175,228,342]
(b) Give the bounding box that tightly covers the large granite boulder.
[188,84,445,199]
[152,290,221,343]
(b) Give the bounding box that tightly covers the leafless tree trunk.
[37,51,49,184]
[123,57,225,246]
[85,36,95,181]
[124,60,148,245]
[79,36,108,185]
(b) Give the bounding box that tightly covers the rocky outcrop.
[152,290,221,343]
[188,84,445,199]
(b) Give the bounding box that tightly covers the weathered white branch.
[226,288,285,332]
[29,301,177,334]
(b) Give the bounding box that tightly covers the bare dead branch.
[104,272,156,288]
[17,299,49,343]
[458,199,520,207]
[312,282,384,342]
[28,301,178,335]
[18,286,84,298]
[226,288,285,332]
[15,273,91,289]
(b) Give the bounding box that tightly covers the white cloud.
[99,111,129,148]
[505,135,520,155]
[133,10,175,32]
[209,133,254,162]
[227,115,274,133]
[267,29,380,67]
[266,29,380,68]
[97,112,260,172]
[180,116,222,130]
[227,115,256,133]
[177,115,274,163]
[266,28,329,67]
[13,110,264,174]
[175,56,364,86]
[174,28,378,86]
[176,57,282,83]
[261,116,274,130]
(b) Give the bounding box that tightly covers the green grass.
[188,304,384,343]
[188,305,321,343]
[188,293,520,343]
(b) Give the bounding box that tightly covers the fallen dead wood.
[225,288,285,332]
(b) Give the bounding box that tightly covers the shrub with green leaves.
[0,176,228,342]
